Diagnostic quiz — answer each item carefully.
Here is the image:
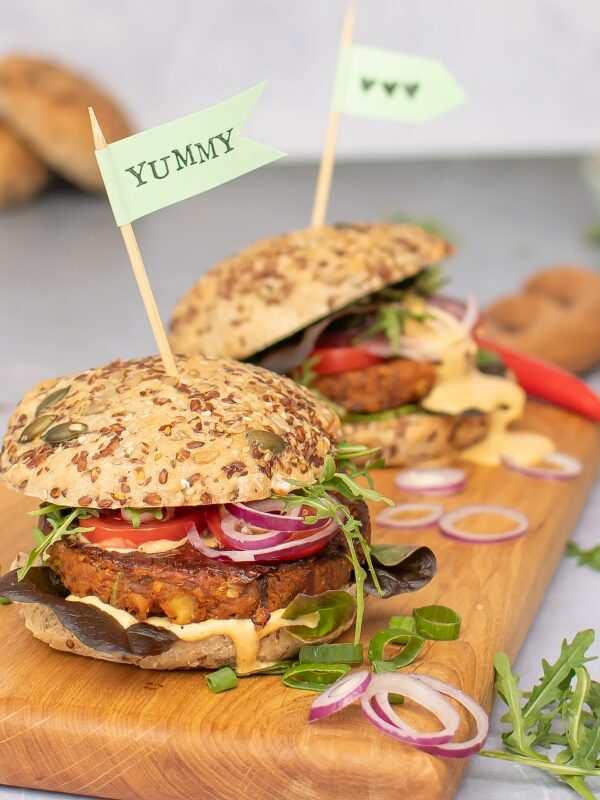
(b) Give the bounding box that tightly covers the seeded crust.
[19,602,353,670]
[0,121,49,207]
[169,223,451,360]
[342,411,490,467]
[0,355,340,508]
[0,55,132,191]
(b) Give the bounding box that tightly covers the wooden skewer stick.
[310,3,356,228]
[88,107,179,378]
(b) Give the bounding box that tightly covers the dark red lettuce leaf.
[0,568,178,657]
[365,544,437,598]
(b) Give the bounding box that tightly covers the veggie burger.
[0,355,433,672]
[170,223,553,467]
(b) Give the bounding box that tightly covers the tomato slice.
[310,346,383,377]
[80,508,205,548]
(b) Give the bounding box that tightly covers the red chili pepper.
[476,333,600,422]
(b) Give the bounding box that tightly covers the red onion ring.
[226,500,318,532]
[360,673,460,746]
[220,513,295,550]
[308,670,372,722]
[187,520,338,562]
[502,452,582,481]
[376,503,444,529]
[428,294,481,332]
[408,674,489,757]
[439,504,529,544]
[394,467,467,497]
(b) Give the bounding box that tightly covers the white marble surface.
[0,158,599,799]
[2,0,600,158]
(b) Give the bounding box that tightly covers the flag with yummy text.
[333,44,466,123]
[95,83,285,226]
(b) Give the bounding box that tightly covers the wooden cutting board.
[0,401,598,800]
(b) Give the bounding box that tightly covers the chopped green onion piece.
[372,659,397,673]
[299,643,363,665]
[388,615,416,633]
[237,661,293,676]
[413,605,461,641]
[0,597,11,605]
[282,662,351,692]
[368,630,425,668]
[205,667,239,693]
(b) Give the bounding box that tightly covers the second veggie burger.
[170,223,553,467]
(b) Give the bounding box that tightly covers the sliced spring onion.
[299,643,363,665]
[308,670,372,721]
[0,597,11,605]
[376,502,444,530]
[502,452,582,481]
[237,661,293,676]
[388,615,416,633]
[205,667,239,693]
[368,630,425,668]
[438,504,529,544]
[372,660,397,673]
[394,467,467,497]
[283,662,351,692]
[413,605,461,641]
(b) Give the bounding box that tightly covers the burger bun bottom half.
[20,602,354,671]
[342,411,490,467]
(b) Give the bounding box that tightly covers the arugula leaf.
[295,354,320,389]
[567,542,600,572]
[354,304,430,355]
[280,452,393,645]
[565,668,592,755]
[18,505,99,581]
[482,631,600,800]
[126,507,164,529]
[493,652,537,756]
[522,630,596,728]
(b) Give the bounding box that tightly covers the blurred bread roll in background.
[0,121,49,207]
[0,54,132,193]
[482,265,600,374]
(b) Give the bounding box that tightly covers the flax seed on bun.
[0,355,341,509]
[169,222,451,360]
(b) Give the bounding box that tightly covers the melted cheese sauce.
[66,594,319,674]
[77,536,188,554]
[407,303,554,466]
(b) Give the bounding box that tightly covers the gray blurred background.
[3,0,600,158]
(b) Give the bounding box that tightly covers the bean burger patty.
[48,499,370,626]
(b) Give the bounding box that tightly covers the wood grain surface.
[0,401,598,800]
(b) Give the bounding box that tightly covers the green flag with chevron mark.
[333,44,466,122]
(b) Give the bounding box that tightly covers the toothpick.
[88,107,179,377]
[310,3,356,228]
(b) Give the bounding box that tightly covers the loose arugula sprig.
[18,504,100,581]
[278,443,392,646]
[567,542,600,572]
[481,630,600,800]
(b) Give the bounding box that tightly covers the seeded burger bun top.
[0,355,340,509]
[170,222,451,360]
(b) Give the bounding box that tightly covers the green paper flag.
[95,83,285,226]
[333,44,466,122]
